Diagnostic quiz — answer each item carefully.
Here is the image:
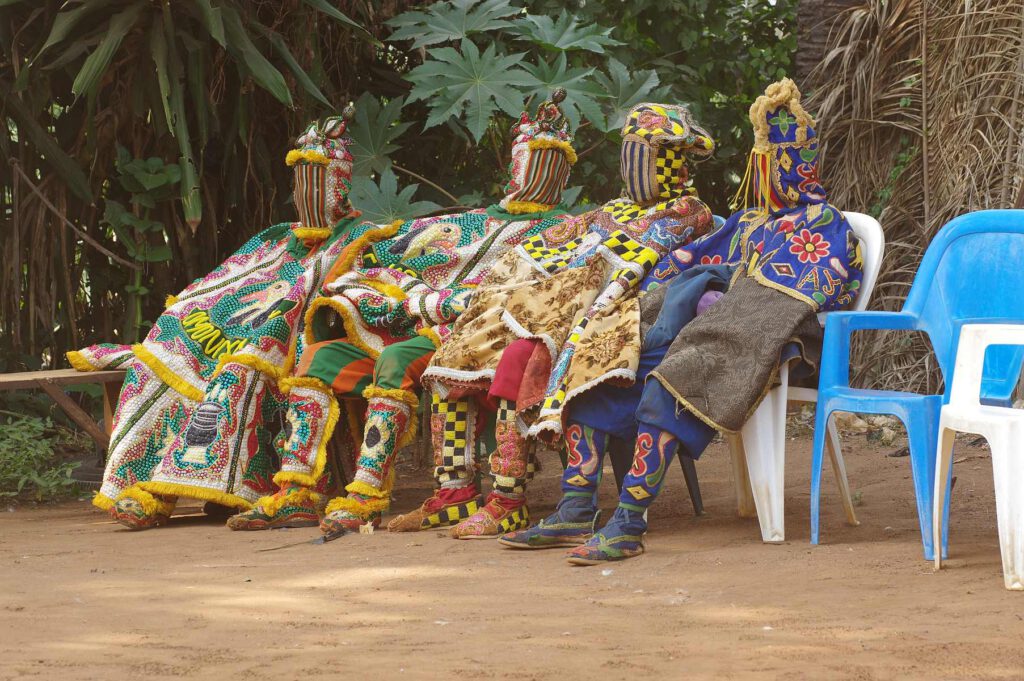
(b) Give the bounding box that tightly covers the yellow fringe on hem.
[135,481,253,510]
[279,375,331,396]
[115,486,176,516]
[270,383,339,488]
[362,386,419,410]
[324,494,392,517]
[503,199,556,215]
[527,137,578,165]
[92,492,115,511]
[212,352,289,382]
[286,149,330,166]
[366,280,408,301]
[304,296,381,359]
[292,227,333,242]
[254,487,322,516]
[165,294,179,308]
[66,350,99,372]
[323,220,404,284]
[132,344,204,402]
[417,327,442,348]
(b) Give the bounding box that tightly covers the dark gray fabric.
[649,274,822,432]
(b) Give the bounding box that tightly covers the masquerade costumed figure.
[69,111,363,529]
[501,79,863,563]
[401,104,717,539]
[226,92,577,532]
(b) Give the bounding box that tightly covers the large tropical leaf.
[350,170,441,224]
[70,4,145,97]
[406,39,531,141]
[509,10,622,53]
[386,0,521,49]
[592,58,663,133]
[519,53,604,131]
[190,0,226,47]
[349,93,411,175]
[301,0,365,33]
[221,8,292,107]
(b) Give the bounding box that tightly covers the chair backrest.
[843,211,885,312]
[903,209,1024,402]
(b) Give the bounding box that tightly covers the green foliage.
[371,0,796,214]
[2,0,795,375]
[350,170,442,224]
[0,416,80,502]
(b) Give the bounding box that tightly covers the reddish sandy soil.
[2,434,1022,680]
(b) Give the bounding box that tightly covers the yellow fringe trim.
[366,280,408,301]
[344,479,391,499]
[504,199,556,215]
[527,137,578,165]
[324,493,392,517]
[323,220,404,284]
[417,327,442,348]
[362,385,419,410]
[165,294,179,308]
[135,480,253,510]
[66,350,99,372]
[254,487,322,516]
[279,375,331,396]
[92,492,115,511]
[292,227,333,242]
[115,486,177,516]
[132,343,204,402]
[749,77,814,152]
[212,352,289,382]
[304,296,381,359]
[270,388,340,488]
[286,149,330,166]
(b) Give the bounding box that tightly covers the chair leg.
[933,423,956,571]
[809,405,832,545]
[825,418,859,527]
[988,423,1024,590]
[727,434,757,518]
[740,390,786,543]
[678,455,704,516]
[903,403,947,561]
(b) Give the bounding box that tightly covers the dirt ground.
[1,433,1022,681]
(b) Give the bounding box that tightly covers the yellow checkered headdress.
[619,103,714,207]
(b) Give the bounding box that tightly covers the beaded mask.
[499,89,577,215]
[619,103,715,207]
[285,106,356,239]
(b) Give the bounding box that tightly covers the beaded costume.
[501,79,864,564]
[404,104,717,539]
[70,111,362,528]
[226,92,578,532]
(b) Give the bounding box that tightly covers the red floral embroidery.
[700,254,724,265]
[789,229,831,264]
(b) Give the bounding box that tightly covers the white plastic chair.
[727,211,886,542]
[933,323,1024,590]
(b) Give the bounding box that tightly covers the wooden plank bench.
[0,369,125,451]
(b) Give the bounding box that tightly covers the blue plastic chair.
[810,209,1024,560]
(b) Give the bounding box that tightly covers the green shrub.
[0,416,81,502]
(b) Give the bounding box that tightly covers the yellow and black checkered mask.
[618,103,714,208]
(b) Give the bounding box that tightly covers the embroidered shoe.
[450,496,530,540]
[499,510,601,549]
[387,488,481,532]
[226,486,321,531]
[111,490,176,531]
[564,507,647,565]
[320,493,384,534]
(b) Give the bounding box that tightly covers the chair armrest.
[948,323,1024,409]
[818,311,920,390]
